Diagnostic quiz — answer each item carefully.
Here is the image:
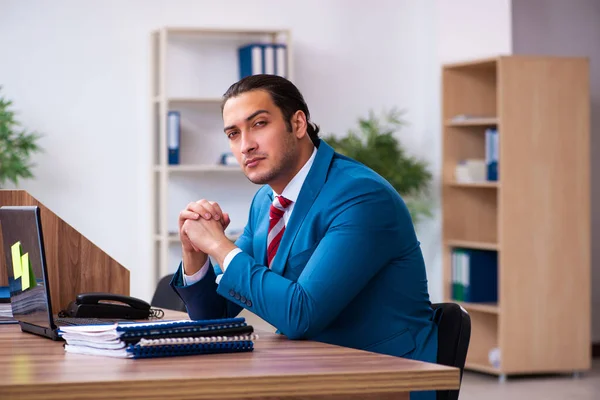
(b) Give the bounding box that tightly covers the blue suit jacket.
[172,140,438,400]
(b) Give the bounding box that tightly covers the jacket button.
[240,296,246,303]
[246,299,252,307]
[229,289,235,297]
[235,293,241,300]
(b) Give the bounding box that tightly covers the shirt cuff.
[182,256,210,286]
[216,248,243,284]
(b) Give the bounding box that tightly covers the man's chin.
[244,170,273,185]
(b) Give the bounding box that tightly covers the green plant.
[0,87,43,187]
[324,108,433,224]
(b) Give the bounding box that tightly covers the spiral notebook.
[58,317,257,359]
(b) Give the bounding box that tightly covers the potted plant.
[324,108,433,225]
[0,87,43,187]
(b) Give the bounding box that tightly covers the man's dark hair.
[222,74,320,146]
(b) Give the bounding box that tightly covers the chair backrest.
[432,302,471,400]
[151,274,187,312]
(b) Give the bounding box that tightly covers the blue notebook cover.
[126,340,255,359]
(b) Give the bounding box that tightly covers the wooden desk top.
[0,312,459,400]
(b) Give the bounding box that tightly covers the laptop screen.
[0,206,54,330]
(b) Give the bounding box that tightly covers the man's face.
[223,90,298,187]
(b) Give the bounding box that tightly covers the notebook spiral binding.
[137,333,259,347]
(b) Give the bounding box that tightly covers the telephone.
[60,292,158,320]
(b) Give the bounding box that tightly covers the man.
[171,74,438,400]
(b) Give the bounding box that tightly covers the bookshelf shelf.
[153,97,223,104]
[445,240,498,251]
[445,181,499,189]
[442,55,590,377]
[153,165,242,173]
[464,361,501,376]
[445,117,498,127]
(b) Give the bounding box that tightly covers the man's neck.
[271,143,316,195]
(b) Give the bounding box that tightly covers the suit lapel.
[270,141,335,276]
[255,190,273,266]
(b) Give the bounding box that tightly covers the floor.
[459,360,600,400]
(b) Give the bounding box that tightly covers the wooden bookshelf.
[441,56,591,378]
[150,27,292,280]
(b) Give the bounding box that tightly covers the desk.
[0,312,459,399]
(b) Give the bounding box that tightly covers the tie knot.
[272,195,292,211]
[269,196,292,219]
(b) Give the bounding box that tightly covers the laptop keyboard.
[55,317,119,326]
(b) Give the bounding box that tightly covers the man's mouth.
[245,157,265,168]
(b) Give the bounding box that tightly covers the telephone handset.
[60,292,160,320]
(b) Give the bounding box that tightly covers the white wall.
[0,0,441,302]
[435,0,513,64]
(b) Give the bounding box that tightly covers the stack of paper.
[58,318,257,359]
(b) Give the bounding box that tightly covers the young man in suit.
[171,75,439,400]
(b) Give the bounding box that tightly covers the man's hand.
[178,200,231,275]
[179,200,230,252]
[182,218,237,267]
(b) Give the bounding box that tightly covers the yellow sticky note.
[11,242,22,280]
[21,252,33,290]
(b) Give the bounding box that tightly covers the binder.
[263,45,275,75]
[58,317,257,359]
[451,248,498,303]
[485,128,499,181]
[239,43,264,78]
[238,43,288,79]
[274,44,288,78]
[167,111,181,165]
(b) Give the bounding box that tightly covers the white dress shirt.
[183,146,317,286]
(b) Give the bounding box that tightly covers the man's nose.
[241,131,257,154]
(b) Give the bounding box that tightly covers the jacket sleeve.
[215,185,409,339]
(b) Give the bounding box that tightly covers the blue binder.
[167,111,180,165]
[485,128,499,181]
[239,43,265,78]
[238,43,287,79]
[452,248,498,303]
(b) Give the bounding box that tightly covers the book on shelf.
[449,114,496,123]
[452,248,498,303]
[58,317,257,359]
[238,43,287,79]
[485,128,499,181]
[168,111,181,165]
[455,159,487,183]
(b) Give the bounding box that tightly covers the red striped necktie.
[267,195,292,267]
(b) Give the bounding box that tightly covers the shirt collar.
[273,146,317,202]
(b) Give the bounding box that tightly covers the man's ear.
[292,110,308,139]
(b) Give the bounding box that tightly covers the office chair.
[432,302,471,400]
[151,274,187,312]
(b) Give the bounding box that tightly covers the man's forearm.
[182,249,208,275]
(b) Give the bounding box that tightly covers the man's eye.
[227,131,239,139]
[254,121,266,127]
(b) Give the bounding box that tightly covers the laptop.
[0,205,114,340]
